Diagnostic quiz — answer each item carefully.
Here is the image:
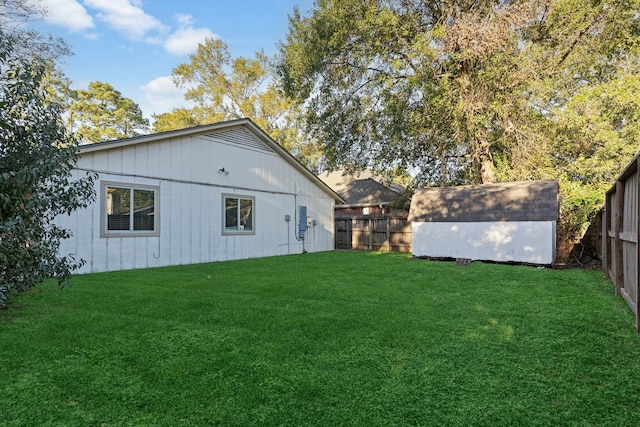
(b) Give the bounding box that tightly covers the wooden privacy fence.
[603,155,640,332]
[335,216,411,252]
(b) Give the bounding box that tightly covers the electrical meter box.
[298,206,307,238]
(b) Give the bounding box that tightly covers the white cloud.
[83,0,168,40]
[139,76,194,115]
[30,0,94,32]
[164,27,218,55]
[144,36,164,45]
[35,0,217,55]
[174,13,194,27]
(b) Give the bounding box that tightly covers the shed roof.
[408,180,558,223]
[318,170,403,207]
[78,118,344,203]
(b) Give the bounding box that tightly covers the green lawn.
[2,251,640,426]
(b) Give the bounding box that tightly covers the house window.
[102,182,159,237]
[223,194,254,235]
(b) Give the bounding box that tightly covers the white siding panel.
[178,183,190,265]
[160,183,170,267]
[56,207,77,257]
[191,137,211,184]
[157,141,172,180]
[105,238,119,272]
[88,151,107,172]
[87,202,105,273]
[121,238,135,271]
[57,124,337,274]
[135,143,150,176]
[412,221,556,265]
[75,203,94,269]
[107,150,122,174]
[122,146,136,173]
[133,236,147,270]
[193,185,204,264]
[189,184,201,264]
[167,182,183,266]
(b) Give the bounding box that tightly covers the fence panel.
[622,172,638,309]
[603,157,640,332]
[335,218,352,249]
[335,216,411,252]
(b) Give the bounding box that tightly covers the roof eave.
[77,118,345,204]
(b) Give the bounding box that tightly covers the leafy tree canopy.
[0,34,96,308]
[279,0,640,185]
[70,81,149,143]
[155,37,323,172]
[0,0,71,62]
[278,0,640,243]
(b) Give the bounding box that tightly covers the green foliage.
[279,0,640,238]
[0,35,96,308]
[2,252,640,425]
[69,81,149,143]
[549,72,640,238]
[0,0,71,62]
[157,37,323,172]
[559,181,605,240]
[152,107,205,134]
[41,62,77,126]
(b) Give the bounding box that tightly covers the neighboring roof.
[408,180,558,222]
[78,118,344,204]
[318,170,404,207]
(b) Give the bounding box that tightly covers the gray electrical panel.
[298,205,307,238]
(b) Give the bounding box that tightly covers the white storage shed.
[409,180,558,265]
[56,119,343,273]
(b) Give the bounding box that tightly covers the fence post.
[636,158,640,333]
[603,200,610,278]
[349,218,354,249]
[386,216,391,251]
[368,217,373,250]
[615,180,625,296]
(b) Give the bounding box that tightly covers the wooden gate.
[335,216,411,252]
[603,156,640,332]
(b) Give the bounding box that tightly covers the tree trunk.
[480,157,497,184]
[474,129,497,184]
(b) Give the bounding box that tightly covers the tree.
[157,37,322,172]
[0,35,96,308]
[0,0,71,62]
[70,81,149,143]
[552,71,640,240]
[278,0,640,185]
[41,61,77,131]
[278,0,640,251]
[152,107,205,134]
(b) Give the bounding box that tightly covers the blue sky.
[29,0,315,120]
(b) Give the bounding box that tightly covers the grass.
[2,251,640,426]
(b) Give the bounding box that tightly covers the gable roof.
[318,170,403,207]
[79,118,344,203]
[408,180,558,222]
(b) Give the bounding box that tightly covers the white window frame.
[101,181,160,238]
[222,193,255,236]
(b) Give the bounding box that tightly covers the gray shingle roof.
[318,170,403,206]
[408,180,558,222]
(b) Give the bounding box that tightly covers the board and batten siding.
[56,121,338,274]
[408,180,558,265]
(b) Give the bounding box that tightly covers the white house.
[56,119,344,274]
[408,180,558,265]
